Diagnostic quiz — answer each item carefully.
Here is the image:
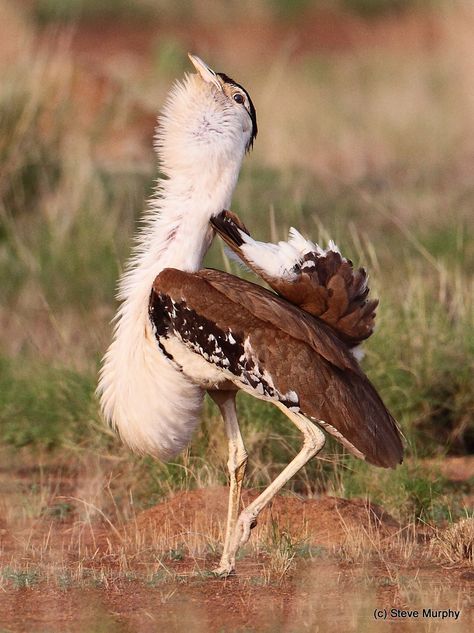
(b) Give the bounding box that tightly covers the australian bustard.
[98,54,403,576]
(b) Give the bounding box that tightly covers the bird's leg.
[208,389,247,577]
[228,404,325,561]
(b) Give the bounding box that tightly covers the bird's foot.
[211,513,258,578]
[211,560,235,578]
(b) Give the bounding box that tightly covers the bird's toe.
[211,562,235,578]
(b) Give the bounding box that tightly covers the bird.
[98,54,403,577]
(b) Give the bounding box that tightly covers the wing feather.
[151,268,403,468]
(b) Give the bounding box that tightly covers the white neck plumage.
[123,157,241,287]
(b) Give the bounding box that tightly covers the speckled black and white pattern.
[149,291,300,410]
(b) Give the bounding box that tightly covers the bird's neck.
[118,160,242,303]
[153,162,242,269]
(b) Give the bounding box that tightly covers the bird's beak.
[188,53,222,91]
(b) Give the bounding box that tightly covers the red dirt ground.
[133,486,401,548]
[1,487,473,632]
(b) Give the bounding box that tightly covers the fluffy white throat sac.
[98,73,248,459]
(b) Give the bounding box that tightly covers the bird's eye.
[233,93,245,104]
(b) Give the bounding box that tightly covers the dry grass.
[1,472,473,632]
[1,468,465,592]
[433,518,474,566]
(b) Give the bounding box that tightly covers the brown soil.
[1,487,473,633]
[5,563,472,633]
[134,486,401,548]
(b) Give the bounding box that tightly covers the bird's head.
[156,54,257,178]
[187,54,258,153]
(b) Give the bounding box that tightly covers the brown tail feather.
[211,210,378,347]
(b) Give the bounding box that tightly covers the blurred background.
[0,0,473,525]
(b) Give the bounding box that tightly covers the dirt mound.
[133,487,399,550]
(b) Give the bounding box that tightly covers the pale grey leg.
[208,390,248,576]
[228,404,325,563]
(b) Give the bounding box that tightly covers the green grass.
[1,567,41,589]
[31,0,161,24]
[0,355,100,450]
[341,0,439,17]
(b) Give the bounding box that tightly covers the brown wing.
[150,267,403,469]
[211,210,378,346]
